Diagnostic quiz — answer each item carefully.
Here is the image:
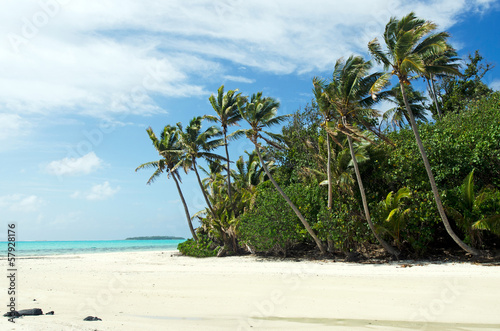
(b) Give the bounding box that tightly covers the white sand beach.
[2,251,500,330]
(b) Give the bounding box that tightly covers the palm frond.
[135,160,160,172]
[227,129,246,141]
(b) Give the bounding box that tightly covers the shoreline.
[2,251,499,330]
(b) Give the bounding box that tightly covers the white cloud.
[0,194,44,212]
[72,181,120,200]
[0,113,29,141]
[490,79,500,91]
[223,75,256,84]
[45,152,103,176]
[0,0,492,121]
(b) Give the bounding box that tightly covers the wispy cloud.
[45,152,103,176]
[71,181,120,200]
[223,75,256,84]
[0,113,29,141]
[0,0,492,122]
[0,194,44,212]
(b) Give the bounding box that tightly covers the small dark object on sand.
[3,311,20,318]
[4,308,43,317]
[19,308,44,316]
[83,316,102,321]
[45,311,55,315]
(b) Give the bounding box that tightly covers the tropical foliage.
[137,13,499,259]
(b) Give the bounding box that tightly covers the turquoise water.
[0,239,184,256]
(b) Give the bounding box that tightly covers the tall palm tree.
[319,55,400,257]
[368,12,481,255]
[239,92,327,255]
[313,78,339,210]
[204,85,246,213]
[175,116,225,220]
[136,126,198,242]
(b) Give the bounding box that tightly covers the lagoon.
[0,239,183,256]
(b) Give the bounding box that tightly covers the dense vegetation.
[137,13,500,259]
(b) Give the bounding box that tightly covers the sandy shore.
[1,251,500,330]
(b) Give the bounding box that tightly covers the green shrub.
[177,234,218,257]
[443,170,500,247]
[315,198,370,253]
[370,188,440,256]
[361,92,500,254]
[239,182,325,256]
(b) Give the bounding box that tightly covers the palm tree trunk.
[399,83,481,256]
[223,128,233,211]
[343,118,400,257]
[426,76,442,119]
[430,76,443,119]
[172,172,198,242]
[193,159,217,219]
[326,133,333,210]
[254,142,327,255]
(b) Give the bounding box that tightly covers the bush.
[177,234,218,257]
[361,92,500,254]
[315,198,371,253]
[239,182,325,256]
[370,188,439,256]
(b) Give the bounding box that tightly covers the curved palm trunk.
[172,172,198,242]
[254,142,327,255]
[400,83,481,256]
[193,159,217,219]
[343,119,400,257]
[327,133,333,210]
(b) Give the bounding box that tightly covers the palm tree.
[368,12,481,255]
[319,55,400,257]
[447,170,500,246]
[136,126,198,242]
[239,92,327,255]
[300,134,370,198]
[377,187,412,250]
[204,85,246,213]
[200,160,225,193]
[313,78,339,210]
[232,149,274,193]
[422,47,461,119]
[175,116,225,220]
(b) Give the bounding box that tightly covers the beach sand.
[1,251,500,330]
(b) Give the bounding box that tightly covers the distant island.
[125,236,185,240]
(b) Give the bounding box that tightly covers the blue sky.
[1,0,499,241]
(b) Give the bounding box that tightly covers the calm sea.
[0,239,184,256]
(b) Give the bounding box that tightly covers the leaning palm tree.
[204,85,246,213]
[239,92,327,255]
[175,117,225,220]
[319,55,400,257]
[368,12,481,255]
[136,126,198,241]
